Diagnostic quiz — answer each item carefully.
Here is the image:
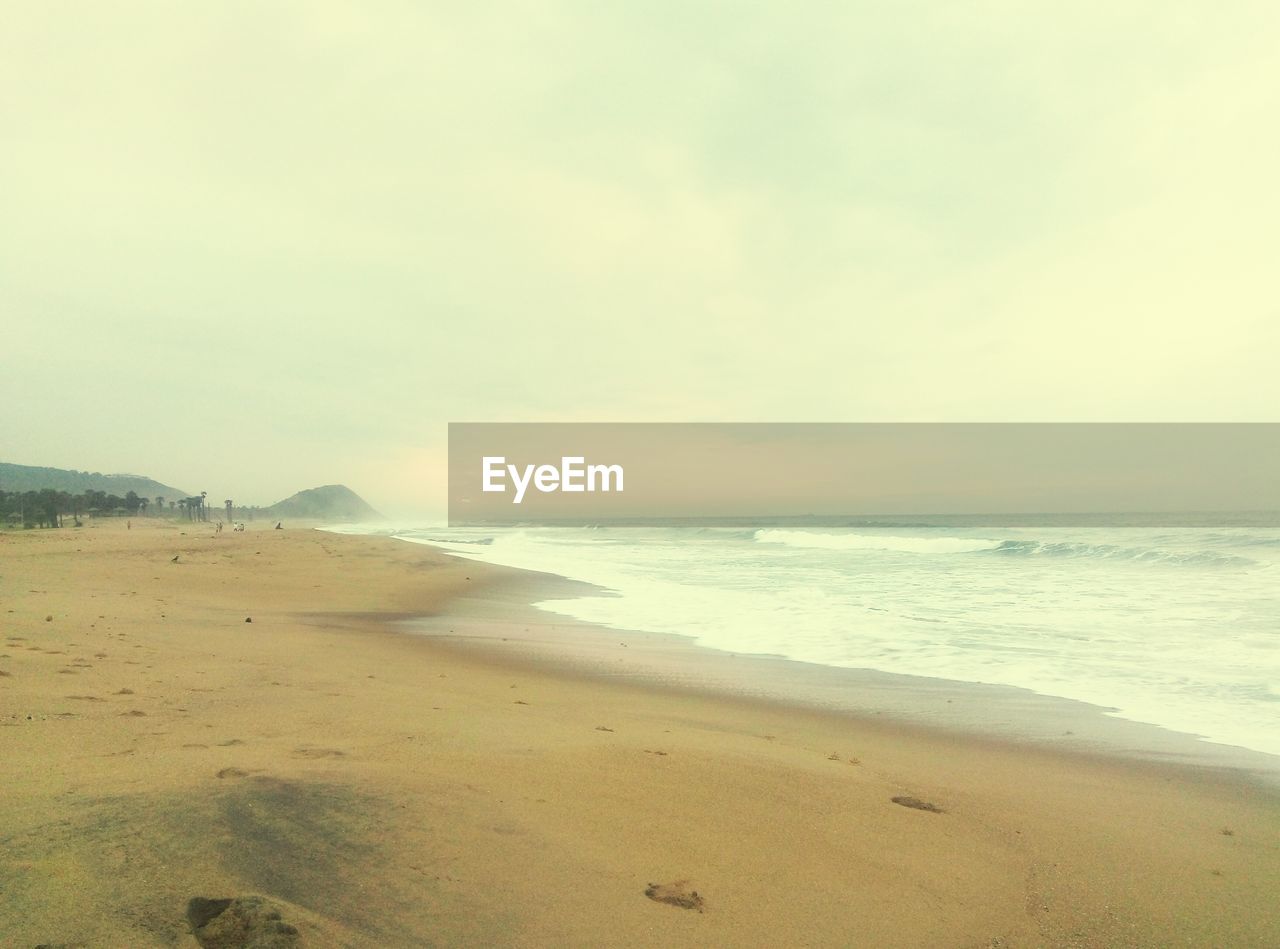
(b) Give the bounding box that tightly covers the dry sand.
[1,519,1277,947]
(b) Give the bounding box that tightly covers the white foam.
[754,529,1003,553]
[395,524,1280,758]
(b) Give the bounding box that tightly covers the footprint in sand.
[645,880,705,913]
[292,747,346,759]
[892,795,945,813]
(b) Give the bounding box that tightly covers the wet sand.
[1,520,1278,946]
[400,558,1280,781]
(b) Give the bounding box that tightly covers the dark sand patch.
[0,778,389,942]
[0,776,473,945]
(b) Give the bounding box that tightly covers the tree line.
[0,488,271,528]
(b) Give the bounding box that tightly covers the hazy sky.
[4,2,1278,513]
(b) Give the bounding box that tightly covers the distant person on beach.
[275,522,282,530]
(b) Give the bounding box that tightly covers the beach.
[2,520,1278,947]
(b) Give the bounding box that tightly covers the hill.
[266,485,382,521]
[0,462,189,498]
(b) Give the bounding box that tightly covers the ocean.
[357,516,1280,759]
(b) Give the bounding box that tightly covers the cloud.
[2,2,1277,510]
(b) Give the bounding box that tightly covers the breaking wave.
[753,529,1003,553]
[753,529,1259,567]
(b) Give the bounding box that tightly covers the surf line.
[481,456,624,504]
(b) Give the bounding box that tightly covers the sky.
[3,2,1278,514]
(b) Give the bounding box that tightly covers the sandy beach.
[2,520,1278,947]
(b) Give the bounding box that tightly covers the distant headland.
[0,461,381,527]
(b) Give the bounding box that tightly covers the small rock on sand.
[187,895,299,948]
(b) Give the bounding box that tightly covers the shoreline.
[389,534,1280,785]
[3,520,1278,946]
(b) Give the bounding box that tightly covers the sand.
[1,519,1277,947]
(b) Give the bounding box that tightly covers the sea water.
[378,516,1280,758]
